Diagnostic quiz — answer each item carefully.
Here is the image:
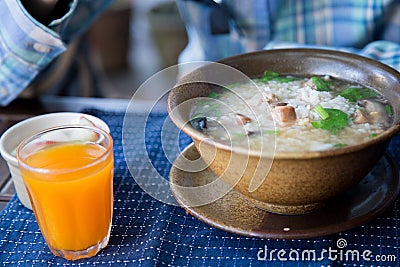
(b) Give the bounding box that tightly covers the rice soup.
[190,72,392,152]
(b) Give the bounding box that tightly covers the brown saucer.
[169,143,400,239]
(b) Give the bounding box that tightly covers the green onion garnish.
[386,105,393,116]
[314,104,330,120]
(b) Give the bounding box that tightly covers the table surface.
[1,97,399,266]
[0,96,136,211]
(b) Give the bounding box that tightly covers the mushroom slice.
[359,99,385,114]
[246,130,260,137]
[353,109,369,124]
[235,113,252,125]
[358,99,389,125]
[191,116,208,131]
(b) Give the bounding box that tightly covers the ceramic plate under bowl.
[169,143,400,239]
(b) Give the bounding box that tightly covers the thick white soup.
[190,72,392,152]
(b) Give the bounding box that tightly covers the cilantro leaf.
[208,92,219,98]
[257,70,301,83]
[311,77,332,91]
[275,77,300,83]
[338,87,378,102]
[311,107,348,134]
[258,70,279,82]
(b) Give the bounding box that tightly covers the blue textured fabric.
[176,0,400,73]
[0,109,399,266]
[0,0,112,106]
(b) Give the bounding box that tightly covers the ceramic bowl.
[167,48,400,215]
[0,112,110,210]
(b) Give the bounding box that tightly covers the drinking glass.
[17,125,114,260]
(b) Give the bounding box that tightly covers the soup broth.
[190,72,392,152]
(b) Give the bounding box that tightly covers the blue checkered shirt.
[177,0,400,72]
[0,0,112,106]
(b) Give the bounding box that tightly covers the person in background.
[0,0,112,106]
[176,0,400,70]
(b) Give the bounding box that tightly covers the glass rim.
[16,125,113,175]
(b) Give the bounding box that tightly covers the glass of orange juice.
[17,125,114,260]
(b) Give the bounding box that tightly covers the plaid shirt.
[177,0,400,71]
[0,0,112,106]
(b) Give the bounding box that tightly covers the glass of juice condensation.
[16,125,114,260]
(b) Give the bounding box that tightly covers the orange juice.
[19,141,114,258]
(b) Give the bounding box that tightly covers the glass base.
[49,233,110,261]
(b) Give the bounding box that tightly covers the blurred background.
[43,0,188,101]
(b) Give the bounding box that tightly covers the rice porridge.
[190,72,392,152]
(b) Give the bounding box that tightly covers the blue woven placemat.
[0,109,399,267]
